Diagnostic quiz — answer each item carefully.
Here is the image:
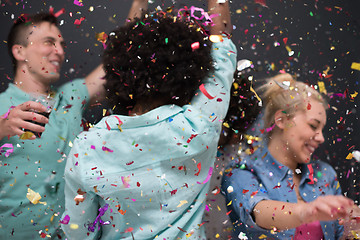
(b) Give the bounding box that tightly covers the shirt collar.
[7,83,62,110]
[95,104,184,130]
[255,145,292,181]
[248,145,313,182]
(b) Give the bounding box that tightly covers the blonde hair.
[258,73,327,133]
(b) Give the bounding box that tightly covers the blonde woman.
[221,74,354,239]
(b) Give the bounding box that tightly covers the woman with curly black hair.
[103,11,214,114]
[61,0,237,239]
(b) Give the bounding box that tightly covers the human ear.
[12,44,26,62]
[274,110,287,130]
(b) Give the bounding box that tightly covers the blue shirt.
[221,145,343,240]
[0,79,89,239]
[61,38,237,240]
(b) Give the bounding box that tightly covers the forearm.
[126,0,148,23]
[208,0,232,35]
[253,195,353,231]
[253,200,304,231]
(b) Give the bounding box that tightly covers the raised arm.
[85,0,149,105]
[190,0,236,120]
[126,0,148,23]
[254,196,353,231]
[208,0,232,36]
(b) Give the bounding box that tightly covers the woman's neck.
[267,134,298,171]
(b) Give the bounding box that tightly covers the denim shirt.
[221,145,343,240]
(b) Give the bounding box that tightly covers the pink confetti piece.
[114,116,123,127]
[178,6,218,27]
[121,176,130,188]
[266,123,276,132]
[73,0,84,6]
[105,120,111,130]
[0,143,14,157]
[125,227,134,233]
[307,165,315,184]
[205,204,210,211]
[91,145,96,149]
[49,7,65,18]
[1,106,15,119]
[346,169,351,179]
[197,167,213,184]
[199,84,215,99]
[102,146,113,152]
[74,17,86,26]
[191,42,200,51]
[60,215,70,224]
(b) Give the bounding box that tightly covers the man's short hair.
[7,12,58,73]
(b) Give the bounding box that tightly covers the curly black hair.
[103,12,213,114]
[220,70,261,145]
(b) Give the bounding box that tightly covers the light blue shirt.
[221,145,343,240]
[0,79,89,239]
[61,38,237,239]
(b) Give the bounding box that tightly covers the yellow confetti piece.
[233,82,239,90]
[350,91,358,99]
[186,230,195,238]
[285,45,292,52]
[250,84,262,103]
[177,200,188,208]
[70,224,79,230]
[259,234,268,239]
[223,122,230,128]
[9,178,16,187]
[20,131,34,140]
[69,141,73,148]
[26,188,47,205]
[317,81,327,94]
[336,181,340,190]
[346,153,353,159]
[209,35,223,43]
[351,62,360,71]
[227,200,232,206]
[323,66,330,76]
[215,233,220,238]
[58,135,66,141]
